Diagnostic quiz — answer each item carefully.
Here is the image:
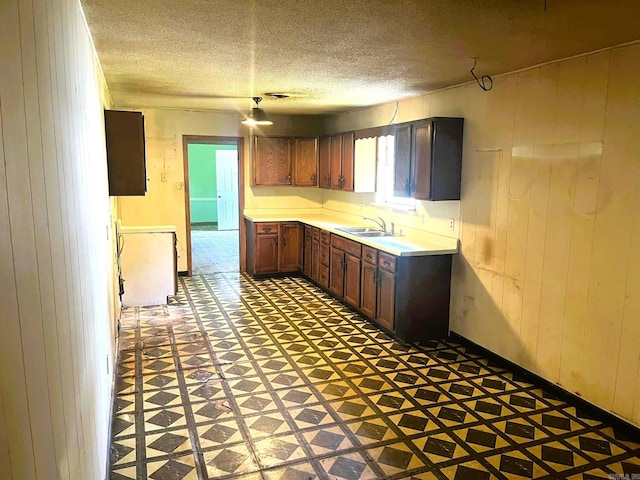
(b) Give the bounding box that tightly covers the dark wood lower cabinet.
[319,265,329,288]
[329,249,345,297]
[280,223,302,272]
[376,268,395,331]
[360,262,377,318]
[311,237,320,282]
[247,218,452,343]
[303,226,312,277]
[343,254,360,307]
[255,234,278,274]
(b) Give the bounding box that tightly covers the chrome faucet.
[364,216,387,233]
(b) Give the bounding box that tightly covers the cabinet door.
[254,137,291,185]
[105,110,146,196]
[329,249,345,297]
[360,263,377,318]
[429,117,464,200]
[330,134,343,189]
[318,136,331,189]
[311,238,320,282]
[411,120,433,200]
[303,230,312,277]
[255,234,279,274]
[280,223,302,272]
[393,124,412,197]
[376,269,396,330]
[319,265,329,288]
[343,253,360,307]
[293,138,317,186]
[341,132,355,191]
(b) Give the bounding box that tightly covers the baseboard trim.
[449,331,640,439]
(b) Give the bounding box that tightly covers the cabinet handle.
[366,253,372,261]
[283,237,287,247]
[288,174,292,183]
[311,174,316,182]
[263,226,272,233]
[384,260,390,267]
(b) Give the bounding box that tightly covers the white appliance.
[118,225,177,307]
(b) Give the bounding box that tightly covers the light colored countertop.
[119,225,177,234]
[244,213,458,257]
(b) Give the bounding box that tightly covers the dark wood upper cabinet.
[411,120,433,199]
[328,132,354,191]
[393,124,412,197]
[104,110,146,196]
[330,134,343,189]
[292,138,318,186]
[318,136,331,189]
[253,137,291,186]
[341,132,355,191]
[394,117,464,200]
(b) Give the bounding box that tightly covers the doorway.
[183,136,244,276]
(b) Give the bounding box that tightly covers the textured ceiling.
[80,0,640,115]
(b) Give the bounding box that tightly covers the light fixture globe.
[241,97,273,126]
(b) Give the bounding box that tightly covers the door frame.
[182,135,245,276]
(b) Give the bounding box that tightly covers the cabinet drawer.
[319,265,329,288]
[362,246,377,265]
[320,230,330,245]
[256,222,279,234]
[320,243,330,266]
[378,252,396,272]
[331,234,361,258]
[312,227,320,240]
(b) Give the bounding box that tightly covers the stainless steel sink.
[336,226,398,238]
[336,226,383,234]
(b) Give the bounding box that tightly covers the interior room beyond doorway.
[187,142,240,275]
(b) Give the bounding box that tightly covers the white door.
[216,149,239,230]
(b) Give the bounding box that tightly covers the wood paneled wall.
[0,0,117,477]
[324,42,640,427]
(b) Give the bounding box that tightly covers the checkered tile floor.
[109,273,640,479]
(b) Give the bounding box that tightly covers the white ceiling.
[80,0,640,115]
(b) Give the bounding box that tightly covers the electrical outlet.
[161,172,168,182]
[449,218,455,231]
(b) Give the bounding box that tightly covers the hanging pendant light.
[241,97,273,126]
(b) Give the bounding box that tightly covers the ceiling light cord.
[389,101,399,125]
[471,58,493,91]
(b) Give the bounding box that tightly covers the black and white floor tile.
[110,273,640,479]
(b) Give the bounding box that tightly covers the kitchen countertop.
[119,225,177,234]
[244,213,458,257]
